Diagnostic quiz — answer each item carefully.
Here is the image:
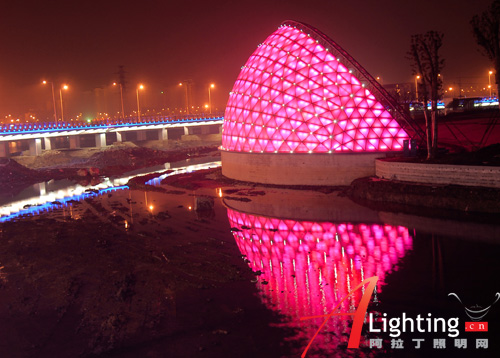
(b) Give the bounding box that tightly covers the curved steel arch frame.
[283,20,424,141]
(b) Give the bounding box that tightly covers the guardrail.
[0,115,224,135]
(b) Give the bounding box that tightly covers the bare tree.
[471,0,500,102]
[408,31,444,159]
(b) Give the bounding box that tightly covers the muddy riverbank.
[0,183,298,357]
[0,140,221,196]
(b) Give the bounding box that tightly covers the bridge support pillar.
[35,182,46,196]
[116,132,123,142]
[0,142,9,158]
[44,137,52,150]
[95,133,106,148]
[183,126,190,136]
[29,138,42,156]
[69,136,81,149]
[137,131,147,141]
[219,124,223,134]
[158,128,168,141]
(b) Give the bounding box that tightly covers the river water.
[0,162,499,357]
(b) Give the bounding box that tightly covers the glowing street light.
[415,75,420,101]
[179,82,189,115]
[136,84,144,121]
[42,80,58,123]
[113,82,125,119]
[488,70,493,97]
[59,84,69,122]
[208,83,215,114]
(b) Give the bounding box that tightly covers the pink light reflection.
[227,208,413,352]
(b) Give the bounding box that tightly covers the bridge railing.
[0,113,224,135]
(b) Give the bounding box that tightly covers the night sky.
[0,0,495,119]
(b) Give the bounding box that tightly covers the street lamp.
[179,82,189,115]
[208,83,215,114]
[415,75,420,101]
[42,80,58,123]
[113,82,125,119]
[59,84,69,122]
[448,87,456,98]
[136,84,144,121]
[488,70,493,97]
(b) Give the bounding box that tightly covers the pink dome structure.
[222,21,421,185]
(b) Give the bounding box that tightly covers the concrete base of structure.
[221,151,384,186]
[376,159,500,188]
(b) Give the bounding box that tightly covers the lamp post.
[113,82,125,119]
[179,82,189,115]
[488,70,493,97]
[136,84,144,121]
[208,83,215,114]
[415,75,420,101]
[42,80,58,123]
[59,84,69,122]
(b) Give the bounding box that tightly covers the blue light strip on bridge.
[0,116,223,136]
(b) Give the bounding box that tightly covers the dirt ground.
[0,182,298,357]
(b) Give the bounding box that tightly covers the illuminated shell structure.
[221,21,414,185]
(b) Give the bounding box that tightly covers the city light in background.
[0,0,497,123]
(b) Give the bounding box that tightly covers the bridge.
[0,115,223,157]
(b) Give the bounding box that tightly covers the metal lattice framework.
[222,21,423,153]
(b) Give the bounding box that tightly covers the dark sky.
[0,0,495,119]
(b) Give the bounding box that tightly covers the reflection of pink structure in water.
[227,208,413,353]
